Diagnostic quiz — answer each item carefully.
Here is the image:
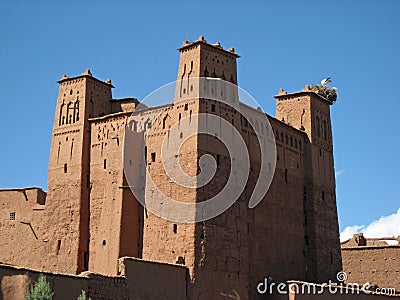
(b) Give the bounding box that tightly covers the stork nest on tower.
[310,84,337,103]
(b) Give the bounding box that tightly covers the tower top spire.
[178,36,240,58]
[57,69,115,88]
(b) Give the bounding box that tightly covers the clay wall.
[0,188,48,270]
[141,100,198,280]
[342,246,400,292]
[119,257,187,300]
[89,106,169,275]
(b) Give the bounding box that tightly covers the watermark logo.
[336,271,347,282]
[256,272,397,296]
[123,78,276,223]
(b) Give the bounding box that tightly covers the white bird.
[321,77,332,85]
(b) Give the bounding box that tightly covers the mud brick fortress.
[1,36,396,299]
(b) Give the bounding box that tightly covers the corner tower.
[44,70,114,274]
[275,86,341,282]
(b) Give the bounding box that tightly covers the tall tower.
[275,86,341,282]
[44,70,113,274]
[175,36,239,103]
[142,37,244,298]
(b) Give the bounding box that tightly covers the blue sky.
[0,1,399,234]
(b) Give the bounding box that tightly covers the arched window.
[73,100,80,123]
[144,118,152,130]
[204,67,209,77]
[66,102,72,124]
[162,114,168,129]
[59,101,65,126]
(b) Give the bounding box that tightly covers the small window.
[184,103,188,111]
[56,240,61,255]
[285,168,288,182]
[190,85,193,92]
[64,163,68,173]
[183,88,186,94]
[151,152,156,162]
[211,104,216,112]
[322,190,325,201]
[180,132,183,139]
[173,224,177,234]
[104,159,107,169]
[102,240,106,246]
[9,212,16,220]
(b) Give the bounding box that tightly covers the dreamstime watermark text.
[257,271,397,296]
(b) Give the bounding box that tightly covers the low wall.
[119,257,188,299]
[0,257,187,300]
[0,264,90,300]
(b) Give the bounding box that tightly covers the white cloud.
[335,170,345,177]
[340,225,364,241]
[340,208,400,244]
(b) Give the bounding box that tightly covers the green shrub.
[77,290,91,300]
[26,274,53,300]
